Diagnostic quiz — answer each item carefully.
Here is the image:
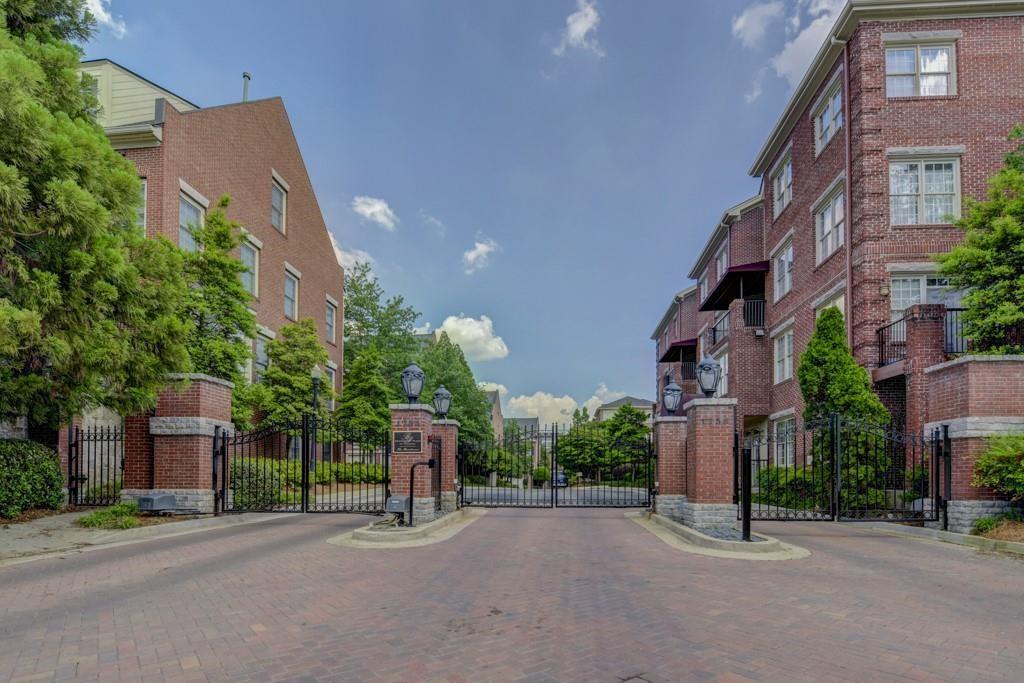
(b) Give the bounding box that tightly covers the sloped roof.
[597,396,654,411]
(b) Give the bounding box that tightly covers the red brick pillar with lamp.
[431,417,459,514]
[653,413,687,520]
[681,397,739,531]
[390,402,438,525]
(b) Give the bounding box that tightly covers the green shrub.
[0,439,65,518]
[1001,508,1024,522]
[754,466,830,510]
[972,434,1024,501]
[533,466,550,484]
[901,465,929,503]
[973,516,999,535]
[78,502,141,530]
[230,459,284,509]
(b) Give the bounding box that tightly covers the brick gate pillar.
[652,415,687,520]
[904,304,948,439]
[389,403,437,524]
[681,397,739,530]
[431,418,460,514]
[121,374,233,513]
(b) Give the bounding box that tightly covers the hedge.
[0,439,65,518]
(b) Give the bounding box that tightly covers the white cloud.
[505,383,627,426]
[86,0,127,38]
[436,315,509,361]
[328,230,374,271]
[553,0,604,58]
[413,322,433,335]
[352,196,399,231]
[731,1,784,49]
[770,11,837,88]
[581,383,627,417]
[419,210,447,238]
[479,381,508,397]
[745,67,769,103]
[462,237,500,274]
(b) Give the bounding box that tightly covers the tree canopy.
[335,344,391,434]
[417,332,491,442]
[256,319,330,425]
[0,0,191,428]
[936,126,1024,353]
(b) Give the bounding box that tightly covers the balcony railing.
[877,317,906,366]
[743,299,766,328]
[680,361,696,381]
[706,312,730,348]
[944,308,968,355]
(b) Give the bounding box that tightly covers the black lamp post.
[695,355,722,398]
[662,376,682,415]
[311,364,323,410]
[432,385,452,418]
[401,362,425,403]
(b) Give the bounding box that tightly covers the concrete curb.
[867,521,1024,557]
[329,508,486,548]
[627,511,810,561]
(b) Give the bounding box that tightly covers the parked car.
[553,471,568,488]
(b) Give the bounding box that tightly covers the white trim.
[886,261,939,273]
[326,360,338,370]
[681,397,737,412]
[270,168,290,192]
[924,354,1024,374]
[178,178,210,208]
[924,416,1024,440]
[284,261,302,279]
[811,279,847,309]
[810,172,846,215]
[654,415,687,424]
[882,29,962,43]
[888,156,962,226]
[808,66,844,125]
[241,229,263,249]
[887,145,966,158]
[769,407,796,421]
[769,316,796,339]
[256,324,276,339]
[239,239,260,298]
[769,229,795,259]
[768,141,793,183]
[138,178,147,229]
[810,67,844,156]
[325,293,339,307]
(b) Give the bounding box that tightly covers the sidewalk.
[0,509,289,566]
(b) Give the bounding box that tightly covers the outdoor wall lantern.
[311,364,323,408]
[432,385,452,418]
[401,362,425,403]
[695,355,722,398]
[662,377,682,415]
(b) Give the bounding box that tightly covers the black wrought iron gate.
[67,425,124,507]
[458,422,653,508]
[215,415,391,513]
[735,415,949,524]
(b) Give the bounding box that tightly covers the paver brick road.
[1,508,1022,682]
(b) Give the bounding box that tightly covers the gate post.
[652,415,687,520]
[680,397,739,531]
[389,403,437,524]
[431,418,460,513]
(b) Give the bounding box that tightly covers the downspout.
[837,36,854,349]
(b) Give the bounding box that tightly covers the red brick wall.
[684,402,736,504]
[156,378,232,423]
[654,419,687,495]
[153,435,210,490]
[123,411,154,489]
[903,304,947,437]
[873,375,906,432]
[390,408,435,499]
[431,421,458,493]
[728,203,765,268]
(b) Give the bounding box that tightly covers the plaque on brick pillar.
[389,403,437,525]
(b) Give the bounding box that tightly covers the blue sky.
[83,0,844,423]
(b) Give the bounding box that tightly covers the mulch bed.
[983,519,1024,543]
[0,508,66,526]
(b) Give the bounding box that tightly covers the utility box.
[137,493,176,512]
[386,496,409,514]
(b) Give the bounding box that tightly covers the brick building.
[653,1,1024,449]
[79,59,344,406]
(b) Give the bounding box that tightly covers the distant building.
[593,397,654,425]
[484,390,503,441]
[504,417,540,434]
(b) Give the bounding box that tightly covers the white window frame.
[814,189,845,264]
[773,327,794,384]
[774,417,796,468]
[178,193,204,253]
[271,179,287,233]
[714,242,729,281]
[816,292,846,318]
[137,178,147,229]
[885,43,957,98]
[698,272,708,303]
[773,239,794,301]
[253,334,271,382]
[714,350,728,398]
[240,239,260,297]
[771,151,793,219]
[325,298,338,343]
[888,158,961,226]
[813,76,843,155]
[325,365,337,410]
[284,271,300,320]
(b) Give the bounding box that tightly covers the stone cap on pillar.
[389,403,435,414]
[432,418,461,427]
[166,372,235,389]
[653,415,687,424]
[682,397,738,412]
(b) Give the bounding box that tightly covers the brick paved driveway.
[1,508,1022,682]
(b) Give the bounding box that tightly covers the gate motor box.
[386,496,409,514]
[137,493,176,512]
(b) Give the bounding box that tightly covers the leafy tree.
[343,261,419,400]
[797,308,889,424]
[256,319,330,425]
[336,344,391,434]
[181,196,256,426]
[571,406,591,425]
[603,404,651,472]
[0,0,191,429]
[936,126,1024,353]
[555,421,607,475]
[417,332,490,442]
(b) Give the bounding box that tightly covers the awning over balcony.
[658,337,698,363]
[698,261,769,312]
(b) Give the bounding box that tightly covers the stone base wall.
[678,499,738,531]
[926,500,1020,535]
[411,496,437,525]
[439,492,458,514]
[121,488,214,514]
[0,417,27,440]
[654,494,687,520]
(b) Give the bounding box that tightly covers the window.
[325,366,337,410]
[271,180,287,233]
[178,194,203,252]
[772,155,793,218]
[253,334,270,382]
[773,241,794,300]
[240,241,259,296]
[889,159,959,225]
[889,275,961,322]
[886,45,954,97]
[814,82,843,153]
[714,352,728,397]
[815,190,845,262]
[715,243,729,280]
[774,418,795,467]
[137,179,147,229]
[698,273,708,302]
[284,271,299,320]
[817,292,846,318]
[325,300,337,343]
[774,329,793,384]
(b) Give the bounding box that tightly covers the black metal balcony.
[743,299,766,328]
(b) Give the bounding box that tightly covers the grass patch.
[77,502,142,530]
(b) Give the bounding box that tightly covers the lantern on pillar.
[695,355,722,398]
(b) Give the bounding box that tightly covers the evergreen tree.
[572,406,591,425]
[181,196,257,426]
[936,126,1024,353]
[336,345,391,434]
[257,319,330,425]
[0,0,191,429]
[417,332,491,442]
[797,308,889,424]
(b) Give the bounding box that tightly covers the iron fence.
[877,317,906,366]
[743,299,766,328]
[68,425,124,507]
[707,312,730,347]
